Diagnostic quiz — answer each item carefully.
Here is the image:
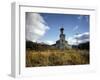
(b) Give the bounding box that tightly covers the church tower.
[55,27,69,50]
[59,27,66,49]
[60,27,65,41]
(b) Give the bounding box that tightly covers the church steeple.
[60,27,64,34]
[60,27,65,40]
[55,26,70,50]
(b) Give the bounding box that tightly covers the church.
[55,27,71,50]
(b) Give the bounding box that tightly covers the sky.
[26,12,89,45]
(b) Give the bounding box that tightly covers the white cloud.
[26,13,49,42]
[45,40,55,45]
[73,25,79,31]
[68,32,89,45]
[74,32,89,39]
[68,37,76,45]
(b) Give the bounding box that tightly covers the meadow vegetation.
[26,49,89,67]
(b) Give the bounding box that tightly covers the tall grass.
[26,49,89,67]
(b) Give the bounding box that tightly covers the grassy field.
[26,49,89,67]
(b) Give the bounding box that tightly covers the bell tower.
[59,27,66,49]
[55,26,70,50]
[60,27,65,41]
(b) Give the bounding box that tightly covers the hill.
[26,40,57,51]
[72,42,89,50]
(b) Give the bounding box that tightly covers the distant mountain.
[72,42,89,50]
[26,40,57,51]
[78,42,89,50]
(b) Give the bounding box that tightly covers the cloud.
[26,13,49,42]
[74,32,89,40]
[68,32,89,45]
[73,25,79,31]
[75,32,89,43]
[45,40,55,45]
[68,37,76,45]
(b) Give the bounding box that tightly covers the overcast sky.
[25,12,89,45]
